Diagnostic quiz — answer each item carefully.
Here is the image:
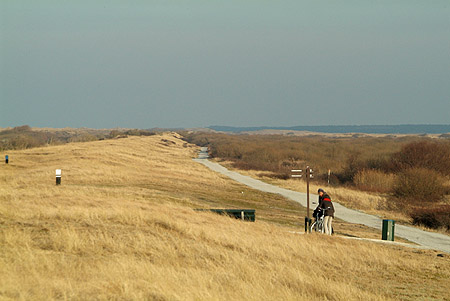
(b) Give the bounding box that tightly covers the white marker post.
[56,169,62,185]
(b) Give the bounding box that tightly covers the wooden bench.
[195,209,255,222]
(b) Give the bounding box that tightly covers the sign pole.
[306,166,310,221]
[305,166,314,232]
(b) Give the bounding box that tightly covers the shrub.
[187,133,405,178]
[353,169,395,193]
[124,129,156,136]
[0,126,53,150]
[337,152,364,183]
[68,134,99,143]
[410,205,450,230]
[11,125,32,132]
[393,168,446,204]
[390,141,450,175]
[108,129,156,138]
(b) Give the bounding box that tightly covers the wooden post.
[305,166,314,232]
[306,166,310,221]
[306,166,311,220]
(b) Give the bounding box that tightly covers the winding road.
[194,147,450,254]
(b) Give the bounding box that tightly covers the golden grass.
[353,169,396,193]
[1,134,450,300]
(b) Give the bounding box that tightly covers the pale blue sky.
[1,1,449,128]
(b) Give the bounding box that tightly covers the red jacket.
[319,193,335,217]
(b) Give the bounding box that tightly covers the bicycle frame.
[310,211,325,233]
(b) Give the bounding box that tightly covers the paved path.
[194,148,450,253]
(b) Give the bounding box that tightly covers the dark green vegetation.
[182,132,450,231]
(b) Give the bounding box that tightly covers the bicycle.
[310,207,334,234]
[310,208,325,233]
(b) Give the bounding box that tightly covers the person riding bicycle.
[317,188,335,235]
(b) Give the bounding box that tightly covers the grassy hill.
[1,133,449,300]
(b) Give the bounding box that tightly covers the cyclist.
[317,188,334,235]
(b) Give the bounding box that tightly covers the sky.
[1,0,449,129]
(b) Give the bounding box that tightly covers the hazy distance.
[1,1,449,129]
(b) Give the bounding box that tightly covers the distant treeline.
[209,124,450,135]
[0,125,156,151]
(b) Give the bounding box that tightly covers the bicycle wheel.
[310,221,318,232]
[317,220,324,233]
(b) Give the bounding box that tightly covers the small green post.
[382,219,395,241]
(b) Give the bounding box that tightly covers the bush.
[393,168,446,204]
[68,134,99,143]
[336,152,366,183]
[353,169,395,193]
[410,205,450,230]
[109,129,156,138]
[0,126,53,150]
[390,141,450,175]
[182,132,413,182]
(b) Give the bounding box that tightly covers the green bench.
[195,209,255,222]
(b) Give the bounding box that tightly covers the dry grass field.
[1,133,449,300]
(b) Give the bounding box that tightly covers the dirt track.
[194,147,450,254]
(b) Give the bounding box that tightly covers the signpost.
[291,169,302,178]
[56,169,61,185]
[292,166,313,232]
[306,166,313,231]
